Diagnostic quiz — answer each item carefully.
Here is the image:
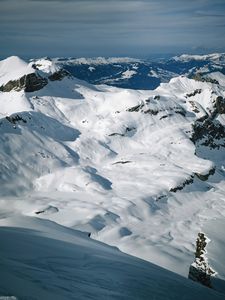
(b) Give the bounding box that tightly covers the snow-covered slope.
[173,53,225,63]
[0,56,35,86]
[1,215,225,300]
[0,56,225,298]
[169,53,225,78]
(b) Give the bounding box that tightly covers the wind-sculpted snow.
[1,216,224,300]
[0,111,80,196]
[0,56,225,297]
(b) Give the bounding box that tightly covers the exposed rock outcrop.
[35,205,59,215]
[195,167,215,181]
[48,69,71,81]
[188,232,216,288]
[191,119,225,149]
[0,73,48,92]
[127,101,186,117]
[109,127,136,137]
[170,175,194,192]
[112,160,132,165]
[192,73,219,84]
[190,93,225,149]
[6,114,27,124]
[215,96,225,114]
[127,103,145,112]
[186,89,202,98]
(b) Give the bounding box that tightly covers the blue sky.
[1,0,225,58]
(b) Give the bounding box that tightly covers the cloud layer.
[1,0,225,58]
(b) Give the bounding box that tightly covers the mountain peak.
[0,56,35,86]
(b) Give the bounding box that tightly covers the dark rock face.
[0,73,48,92]
[186,89,202,98]
[6,114,27,124]
[188,232,215,288]
[127,103,145,112]
[127,100,186,117]
[48,69,71,81]
[169,168,215,192]
[195,168,215,181]
[191,94,225,149]
[191,119,225,149]
[216,96,225,114]
[192,73,219,84]
[170,175,194,192]
[189,265,212,288]
[189,101,201,113]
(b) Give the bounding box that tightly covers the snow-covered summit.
[0,56,35,86]
[0,56,73,93]
[30,57,61,74]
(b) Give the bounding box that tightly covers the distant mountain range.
[30,53,225,90]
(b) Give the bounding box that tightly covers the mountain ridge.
[28,52,225,90]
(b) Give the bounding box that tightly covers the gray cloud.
[0,0,225,58]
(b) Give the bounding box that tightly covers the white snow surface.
[204,218,225,294]
[30,57,60,74]
[208,72,225,87]
[0,215,224,300]
[0,56,225,298]
[173,53,225,63]
[0,56,35,86]
[121,69,137,79]
[60,56,142,65]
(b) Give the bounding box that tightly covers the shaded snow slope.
[0,56,225,297]
[204,218,225,294]
[0,215,224,300]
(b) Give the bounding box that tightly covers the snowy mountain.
[32,53,225,90]
[173,53,225,63]
[0,55,225,299]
